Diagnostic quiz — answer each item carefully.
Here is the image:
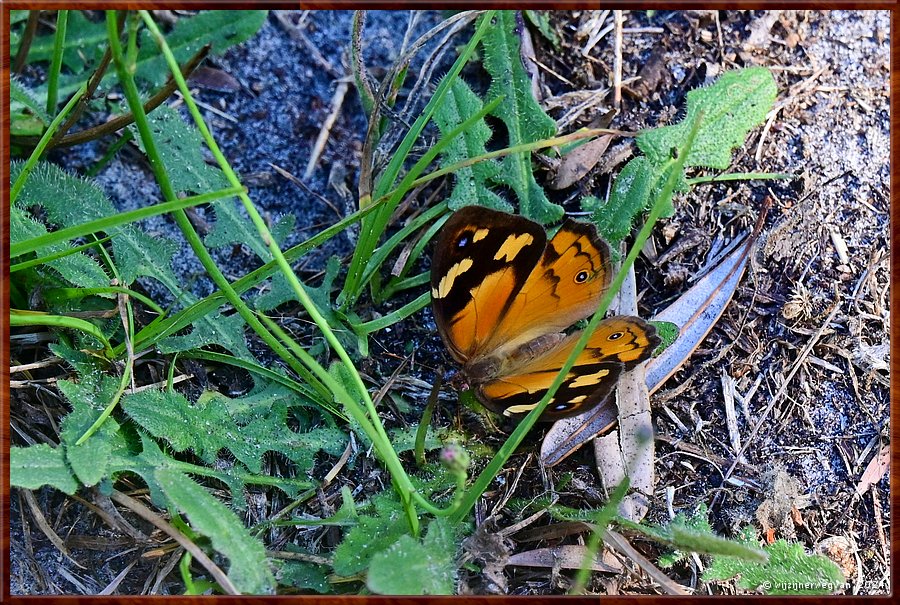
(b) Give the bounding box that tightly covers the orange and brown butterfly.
[430,205,660,422]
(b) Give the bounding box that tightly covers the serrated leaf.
[110,224,180,287]
[328,360,372,425]
[108,432,247,510]
[58,376,123,486]
[637,67,777,169]
[122,388,346,475]
[279,560,331,593]
[155,468,275,594]
[133,105,231,195]
[10,160,181,290]
[49,341,107,380]
[704,535,845,595]
[433,78,509,212]
[481,11,561,223]
[12,160,110,226]
[332,512,409,576]
[10,206,110,289]
[253,273,293,313]
[157,310,252,360]
[366,518,457,595]
[120,389,199,453]
[10,75,51,126]
[589,156,659,247]
[135,11,268,88]
[270,212,296,247]
[408,463,457,500]
[206,209,295,264]
[305,255,342,317]
[591,156,681,251]
[255,253,339,315]
[10,444,79,494]
[213,379,297,423]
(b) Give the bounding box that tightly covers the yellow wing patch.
[493,232,535,262]
[431,258,474,299]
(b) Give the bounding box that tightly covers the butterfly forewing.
[430,206,546,362]
[478,219,612,358]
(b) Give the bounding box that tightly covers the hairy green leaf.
[255,253,339,314]
[58,376,124,486]
[279,559,331,594]
[649,320,680,355]
[109,432,244,510]
[157,310,253,360]
[109,224,180,287]
[631,504,766,564]
[482,11,560,223]
[122,388,346,475]
[133,105,230,194]
[332,512,409,576]
[704,528,845,595]
[156,468,275,594]
[589,156,660,248]
[10,444,79,494]
[589,68,776,250]
[10,75,51,133]
[50,340,107,380]
[388,425,443,455]
[366,518,458,595]
[434,78,508,212]
[637,67,777,169]
[11,206,110,290]
[207,209,295,264]
[12,159,114,229]
[11,160,181,290]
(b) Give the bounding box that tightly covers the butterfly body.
[431,206,660,421]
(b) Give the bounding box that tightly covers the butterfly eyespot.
[553,403,569,411]
[608,331,624,340]
[574,270,590,284]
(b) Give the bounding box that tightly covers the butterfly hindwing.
[476,316,660,419]
[478,359,623,419]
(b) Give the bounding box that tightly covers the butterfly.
[430,206,661,422]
